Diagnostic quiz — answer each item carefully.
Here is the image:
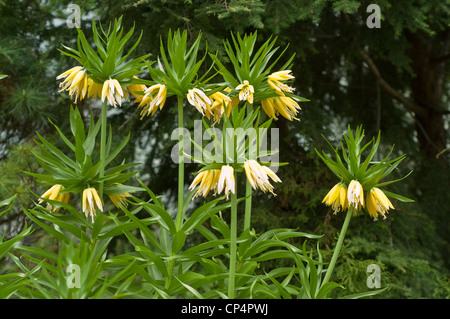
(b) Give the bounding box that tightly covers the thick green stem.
[99,100,108,198]
[175,96,184,231]
[243,102,254,232]
[322,205,354,286]
[244,180,252,231]
[228,175,238,299]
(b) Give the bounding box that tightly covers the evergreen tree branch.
[358,49,427,117]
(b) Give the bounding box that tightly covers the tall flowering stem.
[175,95,185,231]
[322,204,354,286]
[99,99,108,198]
[244,103,254,232]
[228,171,238,299]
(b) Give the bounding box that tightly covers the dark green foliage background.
[0,0,448,298]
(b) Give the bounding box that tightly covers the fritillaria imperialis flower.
[38,184,69,212]
[109,192,132,208]
[188,169,221,198]
[138,84,167,118]
[187,88,212,116]
[243,160,281,195]
[347,180,364,210]
[217,165,236,199]
[101,78,125,107]
[261,96,302,121]
[366,187,394,220]
[206,91,234,123]
[57,66,89,102]
[268,70,295,95]
[322,183,349,214]
[82,187,103,222]
[86,78,103,101]
[127,81,148,103]
[224,87,240,109]
[236,80,254,104]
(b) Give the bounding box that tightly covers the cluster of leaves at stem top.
[59,16,150,88]
[25,106,142,206]
[316,125,414,203]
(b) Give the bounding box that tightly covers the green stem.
[322,205,354,286]
[228,176,238,299]
[99,100,108,199]
[175,96,184,231]
[244,102,254,232]
[244,180,252,231]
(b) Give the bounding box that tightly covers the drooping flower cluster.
[57,67,150,108]
[189,161,282,200]
[322,180,396,221]
[262,70,302,121]
[189,165,236,200]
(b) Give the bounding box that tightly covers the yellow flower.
[347,180,364,210]
[236,80,254,104]
[274,96,301,121]
[261,96,301,121]
[366,187,394,221]
[82,188,103,222]
[138,84,167,118]
[38,184,69,212]
[224,87,240,109]
[217,165,235,199]
[87,78,103,101]
[109,192,132,208]
[127,81,147,103]
[101,78,125,107]
[188,169,221,198]
[57,66,89,102]
[261,97,278,120]
[322,183,349,214]
[187,88,212,116]
[205,91,233,123]
[268,70,295,95]
[243,160,281,195]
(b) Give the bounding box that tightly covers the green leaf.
[0,225,33,260]
[340,287,387,299]
[382,190,415,203]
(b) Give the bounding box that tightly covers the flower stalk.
[322,204,354,286]
[175,95,185,231]
[99,99,108,199]
[228,172,238,299]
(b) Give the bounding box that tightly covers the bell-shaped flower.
[57,66,89,102]
[243,160,281,195]
[188,169,221,199]
[217,165,236,199]
[268,70,295,95]
[82,187,103,222]
[236,80,254,104]
[205,91,234,123]
[138,84,167,118]
[187,88,212,116]
[347,180,365,210]
[101,78,126,108]
[322,183,349,214]
[366,187,394,221]
[38,184,69,212]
